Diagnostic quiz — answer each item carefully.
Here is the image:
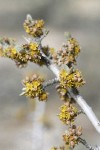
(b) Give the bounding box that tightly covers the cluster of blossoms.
[56,69,85,101]
[0,38,45,67]
[52,37,80,67]
[63,125,82,148]
[20,42,43,66]
[4,47,28,67]
[56,84,68,101]
[58,102,78,125]
[0,37,15,57]
[56,84,76,103]
[21,74,48,101]
[24,16,45,38]
[59,69,85,89]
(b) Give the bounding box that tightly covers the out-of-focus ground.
[0,0,100,150]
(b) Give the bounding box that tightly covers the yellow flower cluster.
[65,37,81,66]
[67,38,80,56]
[63,125,82,148]
[52,37,80,66]
[0,37,15,57]
[22,74,48,101]
[56,84,75,102]
[2,42,44,67]
[24,17,45,37]
[23,42,43,65]
[58,102,78,125]
[56,84,68,101]
[4,47,28,67]
[4,47,17,59]
[60,69,85,89]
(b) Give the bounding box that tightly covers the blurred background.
[0,0,100,149]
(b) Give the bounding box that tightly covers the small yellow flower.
[39,93,48,101]
[12,48,17,54]
[61,105,67,112]
[25,27,30,34]
[29,43,38,51]
[35,20,44,28]
[75,46,80,56]
[33,80,40,89]
[4,47,18,59]
[26,83,33,91]
[60,69,68,80]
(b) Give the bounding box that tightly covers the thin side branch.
[43,78,59,88]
